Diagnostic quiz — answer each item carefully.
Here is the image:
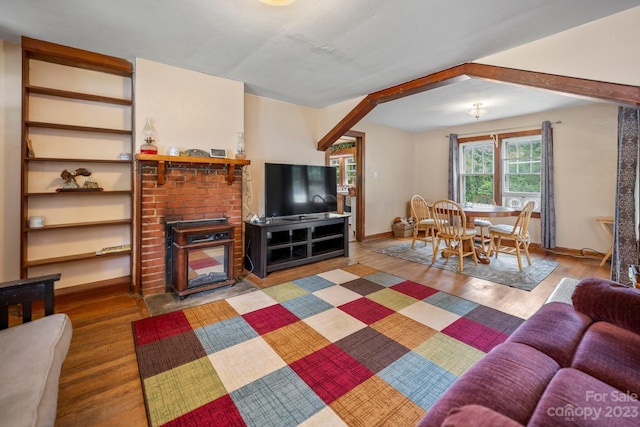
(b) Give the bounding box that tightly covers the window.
[329,158,341,185]
[502,135,541,211]
[460,140,494,203]
[329,155,355,187]
[459,130,542,211]
[345,157,357,185]
[328,142,356,187]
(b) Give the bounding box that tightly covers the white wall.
[553,104,618,252]
[415,103,618,253]
[244,94,324,219]
[0,40,21,281]
[135,58,244,156]
[350,121,416,235]
[245,95,416,236]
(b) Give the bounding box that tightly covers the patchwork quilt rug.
[133,265,525,426]
[376,242,558,291]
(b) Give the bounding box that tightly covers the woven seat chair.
[431,199,478,272]
[486,200,535,271]
[410,195,437,252]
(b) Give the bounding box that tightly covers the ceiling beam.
[464,63,640,107]
[317,65,469,151]
[317,63,640,151]
[369,66,470,105]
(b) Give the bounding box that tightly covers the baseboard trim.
[365,231,394,241]
[55,276,132,304]
[533,244,605,261]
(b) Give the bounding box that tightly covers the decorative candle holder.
[235,132,246,160]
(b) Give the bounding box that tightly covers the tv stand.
[244,214,349,278]
[280,215,319,221]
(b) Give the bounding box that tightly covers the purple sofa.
[417,277,640,427]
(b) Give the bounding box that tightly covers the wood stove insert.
[166,219,235,298]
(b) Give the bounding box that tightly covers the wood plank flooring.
[53,237,610,426]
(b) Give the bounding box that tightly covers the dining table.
[461,203,517,263]
[463,203,516,223]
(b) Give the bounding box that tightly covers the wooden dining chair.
[470,195,496,250]
[431,199,478,272]
[410,195,437,252]
[486,200,535,270]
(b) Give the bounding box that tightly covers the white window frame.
[459,139,494,204]
[501,135,542,212]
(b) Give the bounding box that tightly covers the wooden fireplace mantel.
[136,154,250,185]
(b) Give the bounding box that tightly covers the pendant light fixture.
[468,103,487,120]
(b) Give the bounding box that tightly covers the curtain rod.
[445,121,561,138]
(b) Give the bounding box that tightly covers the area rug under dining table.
[133,265,525,426]
[376,242,558,291]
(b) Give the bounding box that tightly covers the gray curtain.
[448,134,459,201]
[611,107,639,283]
[541,121,556,248]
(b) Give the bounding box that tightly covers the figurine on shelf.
[26,138,35,158]
[83,176,100,189]
[60,168,92,189]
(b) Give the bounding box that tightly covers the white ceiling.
[1,0,638,132]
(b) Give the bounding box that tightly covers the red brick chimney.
[137,161,244,295]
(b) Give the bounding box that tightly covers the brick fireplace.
[137,159,245,295]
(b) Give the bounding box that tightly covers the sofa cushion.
[572,321,640,396]
[572,277,640,335]
[529,368,640,427]
[506,302,593,367]
[441,405,524,427]
[0,313,72,427]
[417,342,559,427]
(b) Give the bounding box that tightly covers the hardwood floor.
[53,237,610,426]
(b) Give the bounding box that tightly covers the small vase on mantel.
[235,131,246,160]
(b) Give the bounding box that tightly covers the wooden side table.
[596,216,614,267]
[0,274,61,329]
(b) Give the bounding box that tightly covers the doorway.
[326,130,364,242]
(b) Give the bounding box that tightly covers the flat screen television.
[265,163,338,218]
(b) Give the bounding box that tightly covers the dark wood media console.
[244,214,350,278]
